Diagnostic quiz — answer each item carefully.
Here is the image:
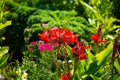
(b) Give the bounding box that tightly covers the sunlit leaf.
[114,57,120,73]
[0,21,11,29]
[0,46,9,58]
[0,54,9,67]
[96,42,113,65]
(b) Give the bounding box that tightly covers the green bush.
[24,9,92,44]
[3,0,35,56]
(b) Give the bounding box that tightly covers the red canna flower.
[61,71,72,80]
[90,26,107,44]
[62,30,78,44]
[38,31,50,42]
[38,27,78,45]
[61,75,68,80]
[72,42,90,60]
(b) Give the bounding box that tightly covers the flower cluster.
[72,42,90,60]
[38,43,53,52]
[38,27,78,44]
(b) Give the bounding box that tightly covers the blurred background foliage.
[0,0,120,79]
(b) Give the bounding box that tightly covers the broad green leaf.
[85,50,97,73]
[0,21,11,29]
[86,43,113,74]
[86,50,96,65]
[85,50,98,73]
[0,46,9,58]
[96,42,113,65]
[113,76,120,80]
[114,57,120,73]
[0,54,9,67]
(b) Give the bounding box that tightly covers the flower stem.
[111,60,114,80]
[71,58,77,80]
[95,43,98,55]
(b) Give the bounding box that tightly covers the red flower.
[38,31,50,42]
[38,27,78,44]
[72,42,90,60]
[62,30,78,44]
[90,26,107,44]
[61,71,72,80]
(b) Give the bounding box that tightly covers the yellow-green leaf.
[95,42,113,65]
[0,21,11,29]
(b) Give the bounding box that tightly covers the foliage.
[2,0,35,63]
[0,0,10,69]
[24,9,92,44]
[0,0,119,80]
[0,46,9,68]
[0,0,11,44]
[9,0,77,10]
[76,0,120,38]
[22,26,116,80]
[112,0,120,20]
[0,62,22,80]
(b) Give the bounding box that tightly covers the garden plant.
[0,0,120,80]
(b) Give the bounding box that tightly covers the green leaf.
[85,50,97,71]
[90,75,102,80]
[0,46,9,58]
[113,76,120,80]
[81,74,102,80]
[114,57,120,73]
[96,42,113,66]
[66,45,74,61]
[0,21,11,29]
[86,43,113,74]
[0,54,9,67]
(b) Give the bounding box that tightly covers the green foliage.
[0,0,11,44]
[0,46,9,68]
[114,57,120,73]
[3,0,35,51]
[112,0,120,19]
[72,43,113,80]
[22,45,59,80]
[77,0,120,38]
[0,0,10,69]
[10,0,77,10]
[0,62,22,80]
[24,9,92,43]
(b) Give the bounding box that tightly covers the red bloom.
[38,27,78,44]
[61,71,72,80]
[90,26,107,44]
[72,42,90,60]
[38,31,50,42]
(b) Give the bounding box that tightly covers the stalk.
[71,58,77,80]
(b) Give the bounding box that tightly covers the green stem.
[71,58,77,80]
[95,43,98,55]
[111,55,115,80]
[111,61,114,80]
